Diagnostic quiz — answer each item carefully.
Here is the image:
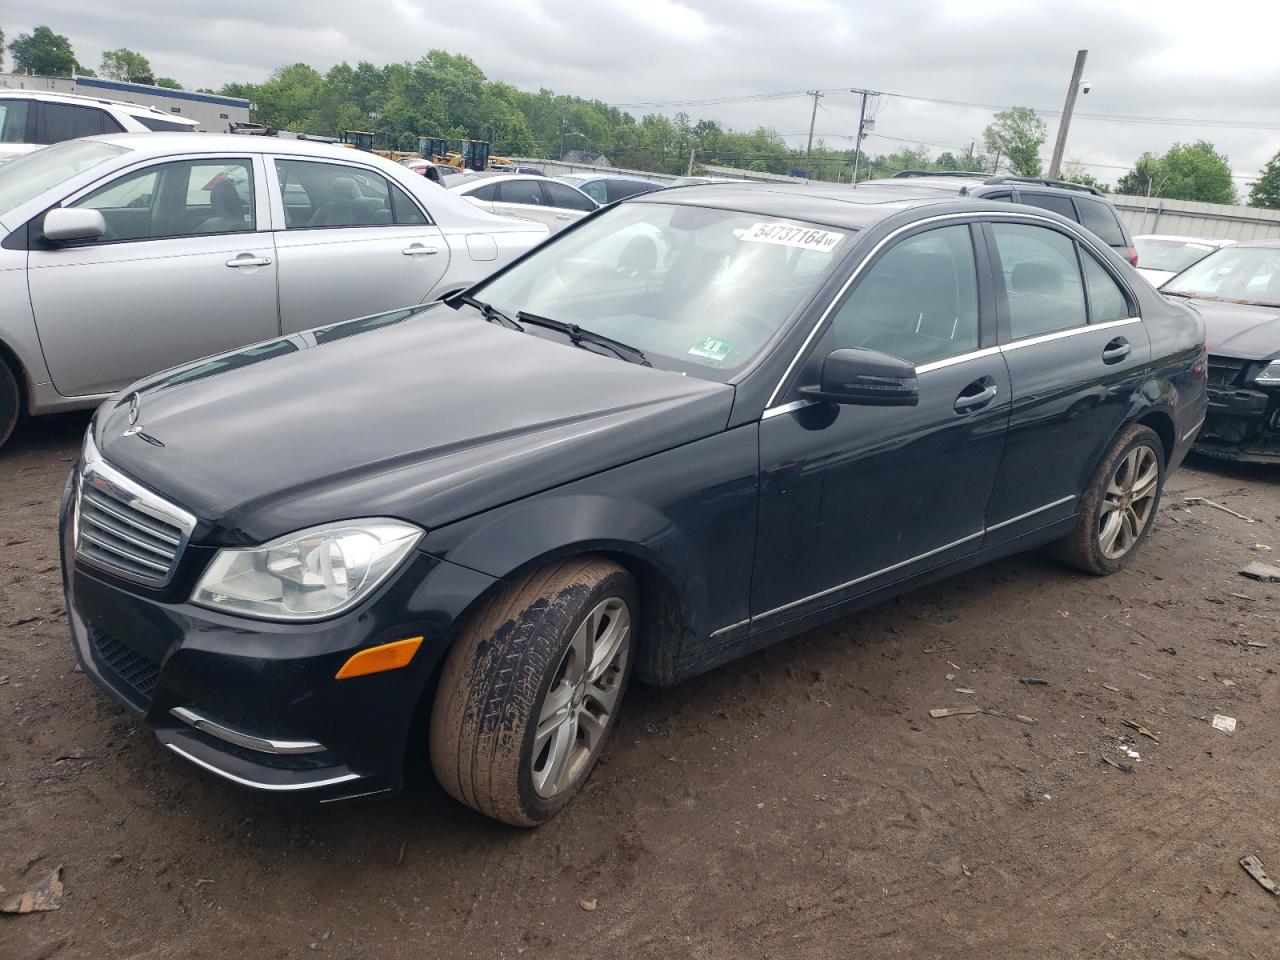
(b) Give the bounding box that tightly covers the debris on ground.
[1020,677,1050,685]
[1101,755,1135,773]
[0,866,64,914]
[1185,497,1257,523]
[579,898,598,912]
[930,706,981,718]
[1102,683,1121,693]
[981,708,1037,724]
[1197,883,1235,912]
[1122,720,1160,743]
[1211,714,1238,734]
[1239,562,1280,583]
[1239,855,1279,897]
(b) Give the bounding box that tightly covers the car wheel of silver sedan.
[1055,423,1166,575]
[430,557,636,826]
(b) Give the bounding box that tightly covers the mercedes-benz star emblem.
[123,393,143,437]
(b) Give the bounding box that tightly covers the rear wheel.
[430,557,636,826]
[1055,424,1165,575]
[0,361,21,452]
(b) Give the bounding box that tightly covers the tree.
[100,48,153,82]
[155,77,183,90]
[983,106,1046,177]
[1118,142,1236,204]
[1060,161,1111,193]
[0,30,6,72]
[8,26,77,76]
[1248,151,1280,209]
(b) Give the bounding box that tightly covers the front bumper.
[1195,370,1280,465]
[59,472,498,804]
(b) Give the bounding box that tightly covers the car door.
[981,218,1151,545]
[751,220,1011,631]
[487,178,559,232]
[26,154,279,397]
[269,157,450,333]
[541,181,598,229]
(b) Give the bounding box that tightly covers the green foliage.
[983,107,1046,177]
[1060,162,1111,193]
[1248,152,1280,209]
[100,48,153,82]
[1118,141,1236,204]
[9,25,77,76]
[0,29,5,72]
[155,77,183,90]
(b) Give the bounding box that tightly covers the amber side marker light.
[335,637,424,680]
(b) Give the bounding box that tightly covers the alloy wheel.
[531,596,630,798]
[1097,444,1159,560]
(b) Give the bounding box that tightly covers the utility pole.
[687,148,696,177]
[804,90,823,162]
[1048,49,1088,179]
[559,115,567,160]
[850,88,876,186]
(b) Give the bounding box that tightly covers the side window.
[275,160,394,229]
[467,181,499,202]
[1075,197,1126,247]
[496,179,544,206]
[1082,254,1131,323]
[389,182,429,225]
[0,99,32,143]
[543,181,596,211]
[1018,192,1077,220]
[137,116,197,132]
[990,222,1088,339]
[37,103,123,143]
[828,224,980,366]
[578,180,608,204]
[72,159,254,240]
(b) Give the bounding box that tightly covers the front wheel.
[430,558,636,826]
[1055,423,1166,575]
[0,361,20,452]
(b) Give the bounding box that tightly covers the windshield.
[1163,245,1280,305]
[475,202,852,379]
[1134,238,1218,274]
[0,139,128,219]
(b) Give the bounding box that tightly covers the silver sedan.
[0,134,549,448]
[450,174,598,234]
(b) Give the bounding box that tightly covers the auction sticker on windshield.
[688,336,734,362]
[741,222,845,252]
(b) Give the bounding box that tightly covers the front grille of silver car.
[76,458,196,587]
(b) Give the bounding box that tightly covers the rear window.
[37,102,124,143]
[136,116,197,132]
[1019,192,1077,220]
[1075,197,1126,247]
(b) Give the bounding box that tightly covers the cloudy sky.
[7,0,1280,194]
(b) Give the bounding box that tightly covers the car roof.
[570,174,661,185]
[1226,239,1280,249]
[86,131,399,159]
[1134,234,1234,245]
[0,88,196,122]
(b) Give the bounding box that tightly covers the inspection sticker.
[740,222,845,252]
[688,336,735,362]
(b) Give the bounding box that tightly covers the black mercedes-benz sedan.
[1160,239,1280,463]
[60,183,1207,825]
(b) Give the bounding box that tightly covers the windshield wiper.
[447,292,523,331]
[516,312,651,366]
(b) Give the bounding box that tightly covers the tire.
[0,360,21,452]
[430,557,637,826]
[1054,424,1166,576]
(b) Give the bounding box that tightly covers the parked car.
[1160,239,1280,462]
[868,172,1139,266]
[61,183,1205,825]
[0,134,549,449]
[451,173,598,233]
[556,173,663,205]
[0,90,198,163]
[399,156,457,186]
[1133,234,1236,287]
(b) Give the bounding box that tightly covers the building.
[0,73,250,132]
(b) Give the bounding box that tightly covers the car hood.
[94,306,734,545]
[1180,297,1280,361]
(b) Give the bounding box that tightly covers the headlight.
[192,519,423,621]
[1254,360,1280,384]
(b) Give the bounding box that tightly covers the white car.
[0,89,199,163]
[1133,234,1236,287]
[450,174,598,234]
[0,133,549,448]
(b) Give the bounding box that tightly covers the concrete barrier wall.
[1104,195,1280,242]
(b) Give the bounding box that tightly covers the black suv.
[868,172,1138,267]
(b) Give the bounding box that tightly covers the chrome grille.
[76,456,195,587]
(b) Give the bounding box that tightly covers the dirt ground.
[2,411,1278,960]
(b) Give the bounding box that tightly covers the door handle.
[555,213,574,220]
[1102,337,1131,364]
[225,255,271,268]
[402,245,439,256]
[954,379,999,413]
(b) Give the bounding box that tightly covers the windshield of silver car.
[475,202,852,378]
[0,139,129,219]
[1163,245,1280,306]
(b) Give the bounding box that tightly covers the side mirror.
[42,208,106,243]
[800,347,919,406]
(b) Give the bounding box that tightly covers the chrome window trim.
[986,494,1077,532]
[163,743,360,792]
[914,345,1003,375]
[754,530,984,623]
[763,210,1137,411]
[760,399,817,420]
[1000,316,1141,353]
[170,706,326,755]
